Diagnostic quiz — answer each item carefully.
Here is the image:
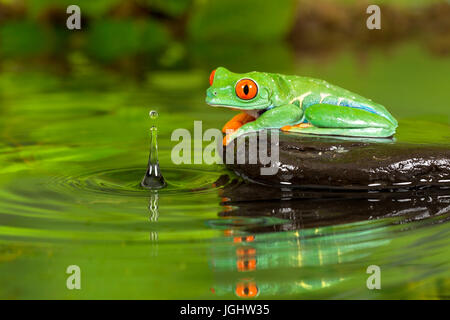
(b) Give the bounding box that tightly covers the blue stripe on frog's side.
[339,102,379,115]
[300,93,387,121]
[320,95,379,115]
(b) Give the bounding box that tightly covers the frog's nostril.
[206,89,216,99]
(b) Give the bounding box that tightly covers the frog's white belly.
[245,109,262,119]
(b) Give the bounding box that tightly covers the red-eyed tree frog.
[206,67,398,145]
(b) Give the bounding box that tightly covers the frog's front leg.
[287,104,397,138]
[224,103,303,145]
[222,112,255,133]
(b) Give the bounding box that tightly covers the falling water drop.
[141,111,166,189]
[149,110,158,120]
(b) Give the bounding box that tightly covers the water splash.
[141,110,166,189]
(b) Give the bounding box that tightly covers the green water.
[0,42,449,299]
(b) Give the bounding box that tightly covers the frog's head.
[206,67,272,110]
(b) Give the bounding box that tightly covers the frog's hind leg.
[286,103,397,138]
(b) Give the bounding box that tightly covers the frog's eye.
[233,235,255,243]
[235,79,258,100]
[209,69,216,86]
[236,247,256,256]
[237,258,257,272]
[235,282,259,298]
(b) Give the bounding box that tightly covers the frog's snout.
[206,87,217,99]
[205,87,218,105]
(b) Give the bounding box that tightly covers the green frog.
[206,67,398,144]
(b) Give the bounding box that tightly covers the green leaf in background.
[188,0,297,42]
[140,20,170,53]
[87,19,169,62]
[87,20,140,61]
[0,21,48,57]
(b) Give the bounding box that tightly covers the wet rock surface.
[222,132,450,190]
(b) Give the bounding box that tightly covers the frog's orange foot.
[222,112,255,133]
[281,123,313,131]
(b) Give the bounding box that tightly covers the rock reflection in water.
[207,179,450,298]
[219,181,450,232]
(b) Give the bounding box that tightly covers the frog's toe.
[222,121,241,133]
[282,123,313,131]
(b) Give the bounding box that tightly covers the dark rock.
[222,131,450,190]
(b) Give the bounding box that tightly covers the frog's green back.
[271,72,397,126]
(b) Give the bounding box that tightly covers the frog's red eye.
[236,247,256,256]
[233,235,255,243]
[209,69,216,86]
[235,79,258,100]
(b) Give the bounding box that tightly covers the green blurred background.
[1,0,448,121]
[0,0,448,70]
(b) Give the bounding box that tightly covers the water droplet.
[149,110,158,120]
[141,111,166,190]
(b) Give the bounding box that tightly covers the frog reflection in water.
[210,230,356,299]
[206,67,398,145]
